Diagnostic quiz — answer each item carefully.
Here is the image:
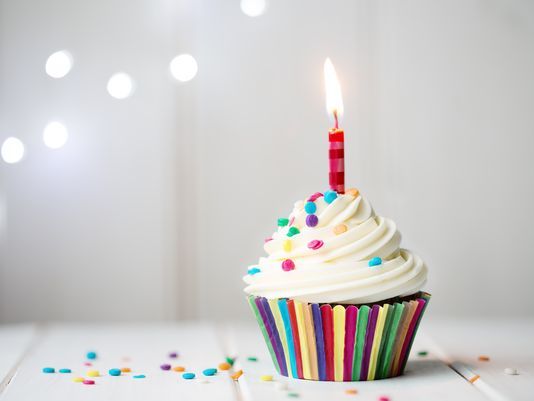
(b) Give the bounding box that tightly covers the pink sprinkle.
[378,397,390,401]
[83,379,95,385]
[307,192,323,202]
[84,362,92,366]
[307,239,324,250]
[264,237,273,243]
[281,259,295,271]
[288,216,295,226]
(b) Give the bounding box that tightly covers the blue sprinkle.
[133,374,146,379]
[368,257,382,267]
[248,267,261,275]
[109,368,121,376]
[324,191,338,204]
[86,351,97,360]
[182,372,196,379]
[203,368,217,376]
[58,368,71,373]
[304,201,317,214]
[42,367,55,373]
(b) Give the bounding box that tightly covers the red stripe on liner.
[328,129,344,142]
[287,300,304,379]
[321,304,335,381]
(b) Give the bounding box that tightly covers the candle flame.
[324,58,344,121]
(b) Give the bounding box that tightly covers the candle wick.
[333,110,339,130]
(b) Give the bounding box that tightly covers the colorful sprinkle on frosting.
[307,239,324,250]
[304,201,317,214]
[324,190,338,204]
[287,227,300,237]
[248,267,261,275]
[333,224,347,235]
[281,259,295,271]
[368,257,382,267]
[346,188,359,197]
[306,214,318,227]
[278,218,289,227]
[283,239,292,252]
[307,192,323,202]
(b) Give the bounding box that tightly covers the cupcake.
[243,189,430,381]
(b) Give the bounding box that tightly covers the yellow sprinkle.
[345,188,359,197]
[334,224,347,235]
[72,377,85,383]
[231,369,243,380]
[283,239,292,252]
[478,355,490,362]
[260,374,273,381]
[345,388,358,395]
[469,374,480,383]
[218,363,231,371]
[173,366,186,372]
[87,370,100,377]
[121,367,131,373]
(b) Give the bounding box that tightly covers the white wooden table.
[0,319,531,401]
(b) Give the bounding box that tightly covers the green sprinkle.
[226,357,235,366]
[287,227,300,237]
[58,368,71,373]
[418,351,428,357]
[288,393,299,398]
[247,356,258,362]
[278,218,289,227]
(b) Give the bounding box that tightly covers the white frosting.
[243,191,428,304]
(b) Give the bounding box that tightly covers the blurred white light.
[1,137,25,164]
[170,54,198,82]
[240,0,267,17]
[43,121,68,149]
[107,72,134,99]
[45,50,73,78]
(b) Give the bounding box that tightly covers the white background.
[1,0,533,322]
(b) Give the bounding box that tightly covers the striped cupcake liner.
[247,292,431,381]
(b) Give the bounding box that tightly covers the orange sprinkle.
[218,362,231,371]
[172,366,186,372]
[345,388,358,395]
[121,367,131,373]
[469,374,480,383]
[478,355,490,362]
[334,224,348,235]
[231,369,243,380]
[346,188,360,197]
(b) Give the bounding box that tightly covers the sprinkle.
[333,224,347,235]
[378,397,390,401]
[42,367,55,373]
[173,366,186,372]
[287,227,300,237]
[182,372,196,379]
[218,362,231,371]
[417,351,428,357]
[247,356,258,362]
[278,218,289,227]
[84,362,92,366]
[87,370,100,377]
[168,352,178,358]
[478,355,490,362]
[324,190,338,204]
[345,389,358,395]
[368,257,382,267]
[264,237,273,243]
[203,368,217,376]
[346,188,360,197]
[109,368,121,376]
[121,367,131,373]
[304,201,317,214]
[282,259,295,271]
[58,368,71,373]
[288,392,299,398]
[307,192,323,202]
[231,369,243,380]
[83,379,95,385]
[275,382,288,391]
[307,239,324,250]
[133,374,146,379]
[289,216,295,226]
[283,239,292,252]
[72,377,84,382]
[86,351,97,360]
[504,367,519,375]
[260,374,273,381]
[248,267,261,275]
[160,364,172,370]
[306,214,318,227]
[226,357,235,366]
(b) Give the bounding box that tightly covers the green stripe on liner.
[378,302,405,379]
[352,305,370,380]
[375,304,394,379]
[247,296,281,374]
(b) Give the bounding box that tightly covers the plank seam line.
[215,323,245,401]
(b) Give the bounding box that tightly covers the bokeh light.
[43,121,69,149]
[1,137,25,164]
[45,50,73,78]
[170,54,198,82]
[107,72,134,99]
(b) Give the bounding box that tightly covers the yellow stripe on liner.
[268,298,291,373]
[333,305,346,382]
[295,301,311,379]
[367,304,389,380]
[304,304,318,380]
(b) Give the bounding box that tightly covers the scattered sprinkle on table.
[84,362,92,366]
[160,364,172,371]
[72,377,84,383]
[504,368,519,375]
[133,374,146,379]
[260,375,273,381]
[42,367,55,373]
[121,367,131,373]
[345,389,358,395]
[86,351,97,360]
[247,356,258,362]
[168,351,178,358]
[202,368,217,376]
[58,368,71,373]
[231,370,243,380]
[109,368,121,376]
[287,392,299,398]
[173,366,186,372]
[218,362,231,371]
[226,357,235,366]
[378,397,390,401]
[83,379,95,385]
[182,372,195,380]
[478,355,490,362]
[417,351,428,357]
[87,370,100,377]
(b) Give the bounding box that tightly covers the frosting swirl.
[243,190,428,304]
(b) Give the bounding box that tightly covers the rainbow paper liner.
[247,292,430,381]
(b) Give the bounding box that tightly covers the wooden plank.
[424,317,534,401]
[0,323,236,401]
[224,323,485,401]
[0,324,36,386]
